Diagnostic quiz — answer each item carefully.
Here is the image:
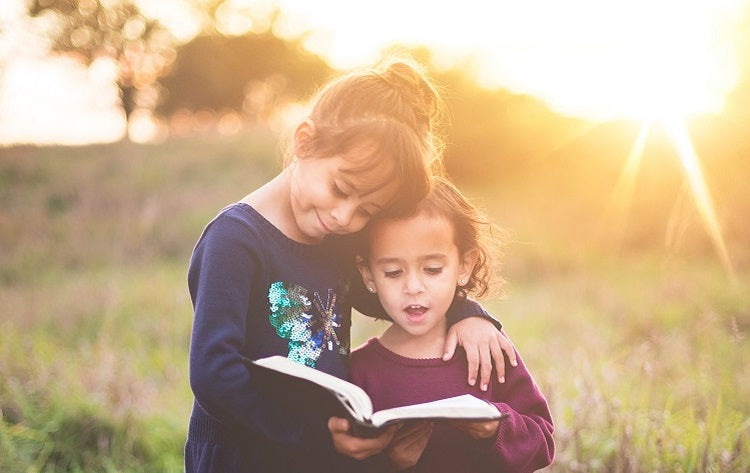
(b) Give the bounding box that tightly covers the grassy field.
[1,133,748,472]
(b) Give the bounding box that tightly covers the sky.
[0,0,748,145]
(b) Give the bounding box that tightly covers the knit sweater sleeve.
[187,214,325,450]
[478,339,555,472]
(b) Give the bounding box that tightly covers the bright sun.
[465,0,745,122]
[267,0,746,122]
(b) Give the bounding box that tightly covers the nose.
[404,272,425,295]
[330,201,358,230]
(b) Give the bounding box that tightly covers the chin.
[402,325,430,336]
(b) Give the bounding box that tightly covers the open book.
[243,355,504,437]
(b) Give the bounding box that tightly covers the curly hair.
[360,175,506,301]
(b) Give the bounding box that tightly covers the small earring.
[367,287,376,293]
[459,279,467,285]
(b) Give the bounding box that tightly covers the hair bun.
[376,59,441,133]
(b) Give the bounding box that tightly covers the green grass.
[492,257,750,472]
[1,133,748,472]
[1,134,276,472]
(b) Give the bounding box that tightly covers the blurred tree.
[392,46,585,184]
[27,0,176,133]
[156,32,332,120]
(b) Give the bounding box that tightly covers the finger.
[410,423,434,446]
[465,344,479,386]
[358,424,399,449]
[466,420,500,440]
[392,421,428,441]
[393,423,433,450]
[327,416,350,434]
[479,420,500,439]
[369,426,399,449]
[418,422,434,439]
[498,331,518,367]
[443,326,458,361]
[350,429,397,459]
[478,344,492,391]
[489,337,506,383]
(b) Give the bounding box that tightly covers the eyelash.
[383,267,443,278]
[332,182,347,198]
[333,181,375,217]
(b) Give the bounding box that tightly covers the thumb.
[328,416,350,433]
[443,327,458,361]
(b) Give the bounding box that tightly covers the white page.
[370,394,501,427]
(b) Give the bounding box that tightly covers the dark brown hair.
[361,175,505,300]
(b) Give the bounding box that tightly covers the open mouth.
[404,304,428,321]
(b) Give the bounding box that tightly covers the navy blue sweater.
[185,203,498,472]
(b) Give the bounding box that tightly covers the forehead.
[368,213,456,257]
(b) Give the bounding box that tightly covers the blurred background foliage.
[2,1,749,471]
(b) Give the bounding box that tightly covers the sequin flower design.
[268,281,347,367]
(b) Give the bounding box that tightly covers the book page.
[369,394,502,428]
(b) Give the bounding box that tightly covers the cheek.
[292,181,315,207]
[433,274,461,292]
[347,215,372,234]
[372,278,399,297]
[377,286,403,309]
[310,185,330,203]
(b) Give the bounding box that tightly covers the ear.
[355,255,377,293]
[292,119,316,158]
[457,248,479,286]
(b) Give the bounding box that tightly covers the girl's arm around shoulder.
[443,305,518,391]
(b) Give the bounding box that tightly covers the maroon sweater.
[350,336,554,472]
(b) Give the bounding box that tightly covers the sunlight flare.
[665,118,736,281]
[599,116,737,280]
[600,119,651,239]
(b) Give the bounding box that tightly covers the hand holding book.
[386,420,434,469]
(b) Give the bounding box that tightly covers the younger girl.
[352,176,555,472]
[185,58,515,472]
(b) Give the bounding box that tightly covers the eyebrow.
[374,254,447,265]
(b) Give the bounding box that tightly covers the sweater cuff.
[487,402,512,450]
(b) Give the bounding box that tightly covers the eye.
[424,267,443,275]
[384,269,402,278]
[332,182,348,198]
